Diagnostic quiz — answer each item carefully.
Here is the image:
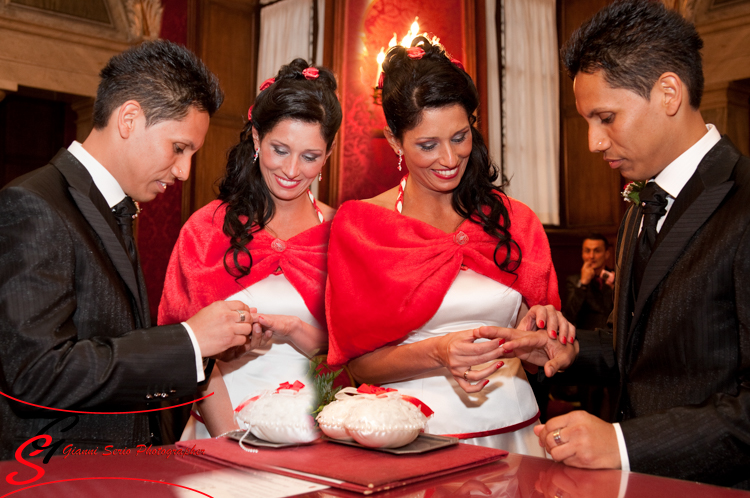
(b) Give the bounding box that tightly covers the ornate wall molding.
[0,0,162,97]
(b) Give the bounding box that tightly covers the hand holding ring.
[235,309,246,323]
[463,367,471,381]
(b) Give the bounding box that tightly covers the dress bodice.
[403,268,522,344]
[388,269,539,441]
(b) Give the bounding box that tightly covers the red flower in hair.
[302,67,319,80]
[259,77,275,91]
[377,72,385,89]
[406,47,425,60]
[451,58,465,71]
[247,105,253,121]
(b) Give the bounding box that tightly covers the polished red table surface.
[1,444,748,497]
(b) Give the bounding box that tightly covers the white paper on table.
[174,467,329,498]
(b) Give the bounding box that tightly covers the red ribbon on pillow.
[356,384,433,418]
[277,380,305,393]
[401,395,434,418]
[357,384,396,395]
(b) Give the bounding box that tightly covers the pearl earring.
[318,171,322,181]
[397,151,403,171]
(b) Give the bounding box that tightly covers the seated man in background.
[556,233,616,421]
[563,233,614,330]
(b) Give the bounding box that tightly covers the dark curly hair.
[381,37,520,273]
[217,58,342,277]
[561,0,704,109]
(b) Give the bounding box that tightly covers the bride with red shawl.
[158,59,341,438]
[326,39,574,455]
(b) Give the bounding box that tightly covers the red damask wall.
[336,0,465,204]
[138,0,188,323]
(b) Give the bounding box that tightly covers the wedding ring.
[463,367,471,381]
[552,428,564,446]
[236,309,246,322]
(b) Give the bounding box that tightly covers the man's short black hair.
[561,0,704,109]
[584,233,610,250]
[92,40,224,129]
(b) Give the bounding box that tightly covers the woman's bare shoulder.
[362,186,399,210]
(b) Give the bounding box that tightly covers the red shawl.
[158,200,330,327]
[326,198,559,366]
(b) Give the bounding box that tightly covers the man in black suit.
[0,41,258,460]
[518,1,749,488]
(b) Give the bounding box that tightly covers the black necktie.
[112,196,139,266]
[633,182,668,297]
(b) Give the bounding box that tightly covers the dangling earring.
[318,171,323,181]
[397,151,403,172]
[253,149,259,163]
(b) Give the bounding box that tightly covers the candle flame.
[376,48,385,65]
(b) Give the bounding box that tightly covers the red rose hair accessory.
[259,77,275,91]
[377,72,385,89]
[406,47,425,59]
[247,105,253,121]
[451,58,465,71]
[302,67,319,80]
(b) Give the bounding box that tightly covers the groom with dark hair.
[0,40,256,460]
[527,1,750,488]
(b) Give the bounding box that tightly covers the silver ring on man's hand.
[552,428,564,446]
[236,309,246,322]
[463,367,471,381]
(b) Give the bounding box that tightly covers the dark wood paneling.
[551,0,626,292]
[183,0,259,219]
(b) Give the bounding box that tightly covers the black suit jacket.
[0,149,197,460]
[571,137,750,488]
[563,272,614,330]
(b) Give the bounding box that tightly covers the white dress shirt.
[67,141,205,382]
[613,124,721,472]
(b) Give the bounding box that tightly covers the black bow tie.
[633,182,668,297]
[112,196,139,265]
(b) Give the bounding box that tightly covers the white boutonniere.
[622,181,645,204]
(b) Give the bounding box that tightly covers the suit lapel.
[626,137,739,349]
[614,203,640,365]
[52,149,146,325]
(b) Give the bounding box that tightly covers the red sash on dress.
[326,197,559,366]
[158,199,330,327]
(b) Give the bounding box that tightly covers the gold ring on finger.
[552,428,564,446]
[236,309,246,322]
[463,367,471,381]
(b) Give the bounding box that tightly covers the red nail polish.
[496,362,504,369]
[483,380,490,387]
[551,330,557,339]
[540,320,545,328]
[499,339,505,345]
[504,348,513,353]
[561,336,566,345]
